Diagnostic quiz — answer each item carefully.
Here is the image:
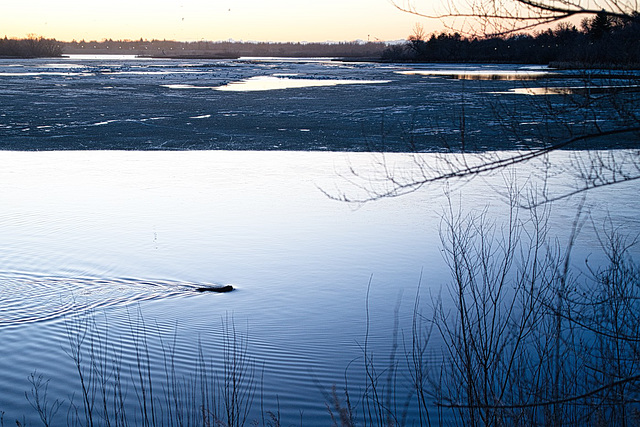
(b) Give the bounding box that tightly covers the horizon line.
[4,35,405,45]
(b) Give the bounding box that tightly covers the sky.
[1,0,443,42]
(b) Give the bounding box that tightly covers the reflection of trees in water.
[323,184,640,425]
[429,198,640,425]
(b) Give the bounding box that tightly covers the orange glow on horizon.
[1,0,444,43]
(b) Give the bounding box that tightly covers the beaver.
[195,285,234,293]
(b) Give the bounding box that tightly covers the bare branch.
[322,126,640,204]
[390,0,638,35]
[437,373,640,408]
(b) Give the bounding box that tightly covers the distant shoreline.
[60,39,387,60]
[4,52,640,70]
[2,36,638,70]
[136,53,241,60]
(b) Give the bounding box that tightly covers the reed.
[28,310,260,427]
[10,197,640,426]
[324,194,640,426]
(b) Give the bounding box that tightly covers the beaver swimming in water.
[195,285,234,293]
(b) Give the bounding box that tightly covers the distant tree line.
[6,19,639,65]
[0,36,63,58]
[62,39,387,58]
[383,11,640,66]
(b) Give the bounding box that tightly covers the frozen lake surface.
[0,56,639,425]
[1,55,637,151]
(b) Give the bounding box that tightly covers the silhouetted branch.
[322,126,640,204]
[390,0,638,35]
[437,374,640,408]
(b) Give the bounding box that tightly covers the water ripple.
[0,272,227,328]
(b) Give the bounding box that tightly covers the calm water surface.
[0,150,638,425]
[0,150,438,424]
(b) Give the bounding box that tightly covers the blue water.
[0,149,637,425]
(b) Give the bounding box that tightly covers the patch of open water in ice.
[163,75,391,91]
[502,85,640,95]
[397,69,553,80]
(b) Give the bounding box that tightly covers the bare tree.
[390,0,639,35]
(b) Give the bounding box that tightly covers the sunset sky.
[1,0,443,42]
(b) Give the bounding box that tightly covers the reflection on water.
[397,69,553,80]
[0,150,440,424]
[506,84,640,95]
[164,75,391,91]
[0,150,638,425]
[217,75,390,91]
